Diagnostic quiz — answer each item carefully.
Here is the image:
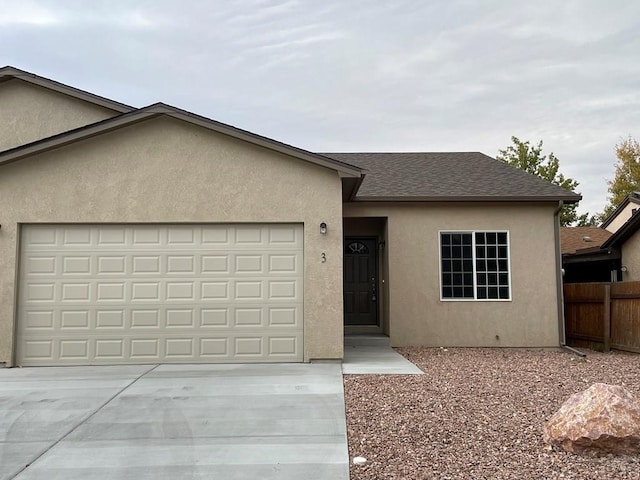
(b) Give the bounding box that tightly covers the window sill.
[439,298,512,302]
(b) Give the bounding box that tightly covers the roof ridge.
[321,151,485,154]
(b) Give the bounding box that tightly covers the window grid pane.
[475,231,510,299]
[440,231,510,301]
[440,233,474,299]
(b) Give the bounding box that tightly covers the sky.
[2,0,640,217]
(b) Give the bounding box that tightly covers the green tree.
[496,136,594,227]
[601,136,640,220]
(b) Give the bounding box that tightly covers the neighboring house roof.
[0,66,133,113]
[560,227,612,255]
[601,208,640,249]
[323,152,581,202]
[0,102,362,178]
[600,191,640,230]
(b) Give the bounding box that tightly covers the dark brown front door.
[343,237,378,326]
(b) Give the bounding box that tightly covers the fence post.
[603,284,611,352]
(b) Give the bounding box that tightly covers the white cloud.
[0,1,59,26]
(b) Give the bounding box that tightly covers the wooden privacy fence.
[564,281,640,353]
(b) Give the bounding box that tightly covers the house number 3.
[321,253,327,263]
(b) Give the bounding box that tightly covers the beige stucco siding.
[605,202,639,233]
[0,116,344,364]
[621,230,640,281]
[344,202,561,347]
[0,79,119,151]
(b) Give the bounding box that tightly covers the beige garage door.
[17,224,303,366]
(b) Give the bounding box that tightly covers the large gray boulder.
[543,383,640,455]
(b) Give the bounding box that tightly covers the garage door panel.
[269,306,301,326]
[22,339,54,362]
[98,256,127,274]
[18,224,303,366]
[130,338,159,359]
[23,310,55,330]
[63,256,92,274]
[95,339,125,359]
[201,308,228,327]
[25,227,58,246]
[21,305,302,334]
[201,255,229,274]
[24,282,56,302]
[60,310,91,329]
[130,309,160,328]
[201,227,230,245]
[132,255,161,274]
[96,310,126,328]
[200,337,228,357]
[98,228,127,245]
[25,256,57,275]
[18,332,303,365]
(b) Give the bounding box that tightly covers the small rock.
[352,456,367,465]
[543,383,640,456]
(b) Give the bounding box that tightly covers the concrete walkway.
[342,335,424,375]
[0,364,348,480]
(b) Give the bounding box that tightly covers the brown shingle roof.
[323,152,581,202]
[560,227,612,254]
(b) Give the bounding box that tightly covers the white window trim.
[438,230,512,302]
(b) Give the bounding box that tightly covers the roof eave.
[0,110,160,166]
[341,174,366,202]
[163,107,361,177]
[0,103,363,177]
[562,247,620,263]
[350,195,582,203]
[0,66,133,113]
[601,209,640,249]
[600,192,640,228]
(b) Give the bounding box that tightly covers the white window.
[439,231,511,301]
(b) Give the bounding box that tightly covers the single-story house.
[561,193,640,283]
[560,227,617,283]
[601,198,640,282]
[602,192,640,234]
[0,66,580,366]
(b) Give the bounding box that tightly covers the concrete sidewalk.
[0,364,348,480]
[342,335,424,375]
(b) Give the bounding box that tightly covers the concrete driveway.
[0,363,348,480]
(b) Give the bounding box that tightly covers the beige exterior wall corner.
[344,202,561,347]
[0,116,344,364]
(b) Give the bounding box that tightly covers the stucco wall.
[0,116,344,364]
[343,202,561,347]
[605,202,639,233]
[0,79,119,151]
[621,230,640,281]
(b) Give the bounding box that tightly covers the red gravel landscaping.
[344,347,640,480]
